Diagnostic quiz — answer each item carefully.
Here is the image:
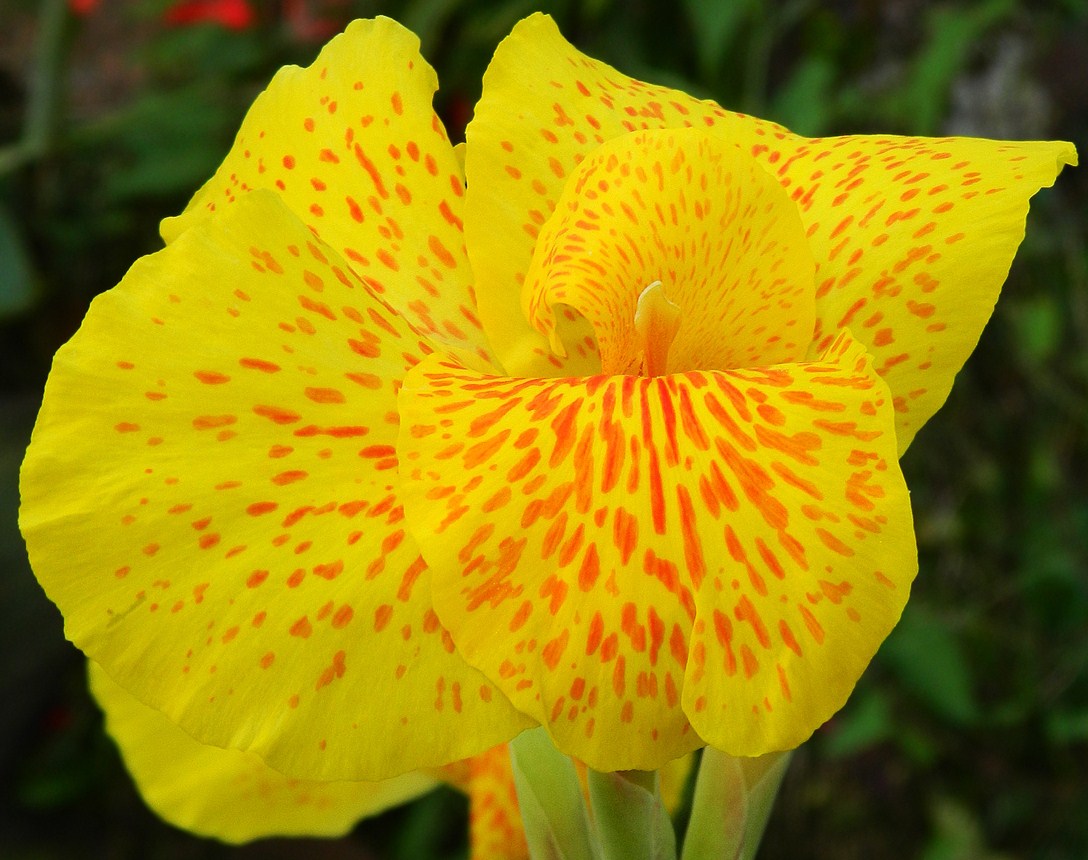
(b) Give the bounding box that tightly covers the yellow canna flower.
[20,11,1075,843]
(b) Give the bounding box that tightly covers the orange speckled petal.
[161,17,489,361]
[523,127,815,375]
[465,13,788,376]
[435,748,529,860]
[757,135,1077,452]
[465,747,531,860]
[89,661,437,844]
[397,331,914,768]
[21,192,529,782]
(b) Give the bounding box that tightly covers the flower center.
[521,127,816,378]
[633,280,681,377]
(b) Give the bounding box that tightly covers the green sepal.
[737,752,791,860]
[681,748,791,860]
[509,727,596,860]
[680,748,748,860]
[588,769,677,860]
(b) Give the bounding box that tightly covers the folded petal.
[20,192,529,782]
[465,13,786,376]
[523,127,815,375]
[466,12,1077,445]
[760,135,1077,452]
[89,661,436,843]
[397,331,914,768]
[161,17,489,361]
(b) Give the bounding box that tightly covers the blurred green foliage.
[1,0,1085,858]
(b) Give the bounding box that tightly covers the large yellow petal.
[759,134,1077,452]
[680,338,915,756]
[465,13,786,377]
[21,191,529,782]
[522,127,815,375]
[465,12,1076,445]
[397,331,914,769]
[161,17,489,362]
[89,661,436,844]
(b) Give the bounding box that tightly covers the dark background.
[1,0,1085,857]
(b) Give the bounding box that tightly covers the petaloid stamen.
[633,280,681,376]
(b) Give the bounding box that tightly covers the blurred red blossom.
[164,0,256,30]
[283,0,351,42]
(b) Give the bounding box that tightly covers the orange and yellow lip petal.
[20,192,529,783]
[465,12,788,377]
[523,127,815,376]
[399,358,701,769]
[751,134,1077,452]
[397,328,913,770]
[681,332,915,755]
[89,661,437,844]
[161,16,489,362]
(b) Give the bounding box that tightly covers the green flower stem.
[509,728,790,860]
[0,0,70,175]
[509,727,596,860]
[587,768,677,860]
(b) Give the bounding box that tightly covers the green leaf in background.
[899,0,1015,133]
[1010,296,1063,365]
[680,0,756,78]
[96,87,238,203]
[880,605,979,726]
[0,202,36,319]
[388,785,468,860]
[922,796,1012,860]
[769,55,834,136]
[1046,710,1088,744]
[401,0,468,51]
[822,688,894,758]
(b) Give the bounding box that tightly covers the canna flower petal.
[161,17,489,362]
[398,330,914,767]
[465,749,531,860]
[465,13,783,378]
[440,747,531,860]
[466,13,1076,448]
[521,127,816,376]
[20,192,529,782]
[762,134,1076,452]
[89,661,437,843]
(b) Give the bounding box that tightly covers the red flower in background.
[164,0,256,31]
[68,0,351,42]
[283,0,349,42]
